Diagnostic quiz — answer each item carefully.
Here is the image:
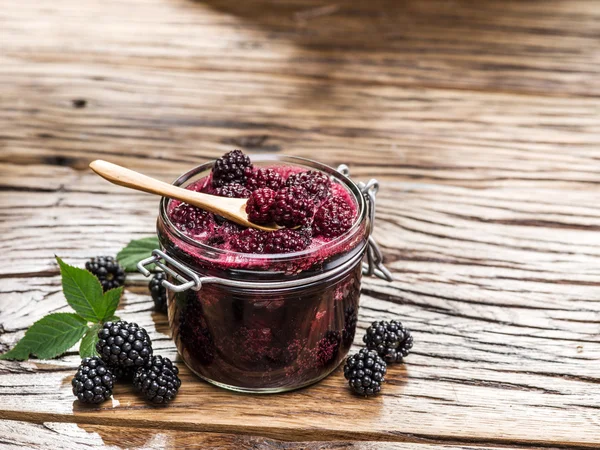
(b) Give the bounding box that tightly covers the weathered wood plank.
[0,275,599,447]
[1,0,600,447]
[1,0,599,98]
[0,420,562,450]
[1,78,599,188]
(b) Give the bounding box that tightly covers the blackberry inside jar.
[143,153,390,393]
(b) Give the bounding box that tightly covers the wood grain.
[1,0,600,448]
[0,420,565,450]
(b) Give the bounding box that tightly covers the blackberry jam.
[140,155,391,393]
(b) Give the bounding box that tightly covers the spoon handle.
[89,159,213,208]
[89,159,278,232]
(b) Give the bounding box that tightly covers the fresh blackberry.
[343,348,387,397]
[133,355,181,404]
[108,364,136,381]
[214,183,251,199]
[211,149,253,187]
[271,185,314,228]
[170,203,213,235]
[245,167,284,191]
[245,188,276,225]
[263,228,311,253]
[149,272,167,313]
[313,197,355,238]
[72,357,115,404]
[96,321,153,368]
[286,170,331,203]
[230,228,267,253]
[363,320,413,364]
[85,256,126,292]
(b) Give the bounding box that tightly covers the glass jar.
[138,155,392,393]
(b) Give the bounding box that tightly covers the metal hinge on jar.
[336,164,393,282]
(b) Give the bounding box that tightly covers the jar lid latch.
[337,165,393,282]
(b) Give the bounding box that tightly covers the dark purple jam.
[159,152,368,392]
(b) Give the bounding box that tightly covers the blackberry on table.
[343,348,387,397]
[263,228,311,253]
[149,272,167,313]
[363,320,413,364]
[313,197,355,238]
[214,183,251,199]
[96,321,153,368]
[211,149,253,187]
[245,167,284,191]
[108,364,136,381]
[72,357,115,404]
[133,355,181,405]
[245,188,276,225]
[85,256,126,292]
[286,170,331,203]
[271,185,314,228]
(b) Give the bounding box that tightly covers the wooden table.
[1,0,599,448]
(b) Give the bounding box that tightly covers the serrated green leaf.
[0,313,88,361]
[0,339,33,361]
[102,287,123,322]
[79,324,101,359]
[117,236,159,272]
[56,256,106,322]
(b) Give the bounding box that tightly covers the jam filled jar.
[138,155,392,393]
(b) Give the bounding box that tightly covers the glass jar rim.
[158,154,367,264]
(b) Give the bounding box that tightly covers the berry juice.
[157,153,369,392]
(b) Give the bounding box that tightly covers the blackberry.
[170,203,213,235]
[342,306,358,347]
[245,188,276,225]
[149,272,167,313]
[211,149,253,187]
[72,357,115,404]
[343,348,387,397]
[363,320,413,363]
[214,183,251,199]
[96,321,153,368]
[108,364,136,381]
[214,219,244,242]
[133,355,181,404]
[313,197,355,238]
[245,167,284,191]
[316,330,341,366]
[286,170,331,203]
[230,228,266,253]
[263,228,311,253]
[178,296,215,364]
[271,185,314,228]
[85,256,126,292]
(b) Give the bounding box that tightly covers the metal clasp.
[137,249,202,292]
[337,165,393,282]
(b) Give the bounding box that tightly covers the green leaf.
[0,313,88,361]
[102,287,123,321]
[56,256,106,322]
[117,236,159,272]
[79,324,101,359]
[0,339,33,361]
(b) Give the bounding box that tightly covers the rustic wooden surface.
[1,0,600,449]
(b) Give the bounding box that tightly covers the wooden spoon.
[89,160,279,232]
